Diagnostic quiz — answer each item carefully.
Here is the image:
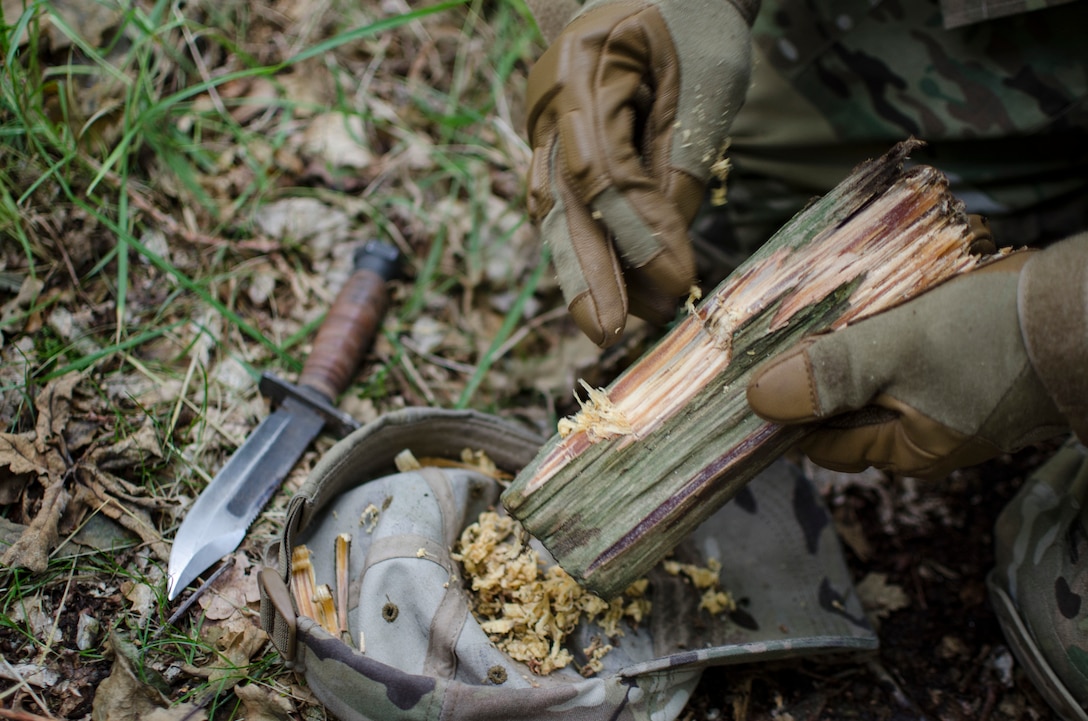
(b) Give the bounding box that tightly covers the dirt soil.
[682,446,1061,721]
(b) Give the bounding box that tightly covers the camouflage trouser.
[990,439,1088,721]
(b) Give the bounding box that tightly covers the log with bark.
[501,140,1000,599]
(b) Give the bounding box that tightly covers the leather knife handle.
[298,240,400,401]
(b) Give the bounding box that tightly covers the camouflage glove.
[526,0,756,347]
[746,247,1079,480]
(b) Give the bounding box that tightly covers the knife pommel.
[299,240,401,402]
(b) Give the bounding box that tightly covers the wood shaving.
[709,138,732,206]
[360,504,380,532]
[395,449,422,471]
[452,511,647,676]
[685,285,703,315]
[556,380,633,442]
[395,447,512,480]
[663,557,737,615]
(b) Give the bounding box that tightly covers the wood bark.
[501,141,992,599]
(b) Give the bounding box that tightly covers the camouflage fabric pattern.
[939,0,1081,27]
[260,408,876,721]
[712,0,1088,258]
[990,440,1088,720]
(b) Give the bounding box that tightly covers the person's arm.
[745,234,1088,479]
[525,0,758,347]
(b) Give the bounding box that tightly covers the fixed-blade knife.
[166,240,400,600]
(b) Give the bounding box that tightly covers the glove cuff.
[1019,233,1088,442]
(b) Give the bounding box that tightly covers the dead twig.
[0,708,59,721]
[156,556,237,638]
[865,659,932,720]
[0,658,56,720]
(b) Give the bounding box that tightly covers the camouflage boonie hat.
[259,407,877,721]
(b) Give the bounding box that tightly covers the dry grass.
[0,0,611,717]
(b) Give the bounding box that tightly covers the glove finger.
[536,136,630,348]
[802,395,1002,478]
[588,27,698,300]
[625,264,684,325]
[591,185,698,299]
[747,328,901,424]
[802,419,930,476]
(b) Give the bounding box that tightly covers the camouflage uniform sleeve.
[1020,233,1088,442]
[939,0,1080,28]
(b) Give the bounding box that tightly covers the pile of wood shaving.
[394,447,736,676]
[452,511,649,676]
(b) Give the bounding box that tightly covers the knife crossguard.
[259,373,360,439]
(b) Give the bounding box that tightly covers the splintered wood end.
[556,380,633,443]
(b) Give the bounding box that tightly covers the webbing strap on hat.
[259,567,298,664]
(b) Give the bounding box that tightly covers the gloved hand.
[745,251,1072,479]
[526,0,755,347]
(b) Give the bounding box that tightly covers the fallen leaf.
[92,420,163,470]
[2,482,69,571]
[197,552,262,621]
[235,682,296,721]
[856,572,911,621]
[303,112,374,170]
[0,275,44,328]
[34,373,81,456]
[77,611,102,651]
[0,661,60,689]
[199,615,269,684]
[251,197,350,257]
[123,581,156,628]
[41,0,123,50]
[7,594,62,646]
[0,432,49,477]
[144,709,210,721]
[74,476,170,562]
[0,515,26,548]
[92,631,207,721]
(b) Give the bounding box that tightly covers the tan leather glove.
[526,0,756,347]
[746,248,1079,479]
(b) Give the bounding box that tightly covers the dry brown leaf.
[0,515,26,549]
[0,661,60,688]
[200,616,269,685]
[74,479,170,562]
[33,0,123,51]
[0,431,50,477]
[235,682,296,721]
[302,112,374,169]
[91,420,163,471]
[8,593,63,647]
[252,197,351,257]
[92,631,207,721]
[0,275,44,328]
[2,482,69,571]
[856,572,911,621]
[34,373,81,455]
[123,581,156,628]
[143,708,210,721]
[197,552,262,621]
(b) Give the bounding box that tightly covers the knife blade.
[166,240,400,600]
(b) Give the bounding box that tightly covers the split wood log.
[501,140,996,599]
